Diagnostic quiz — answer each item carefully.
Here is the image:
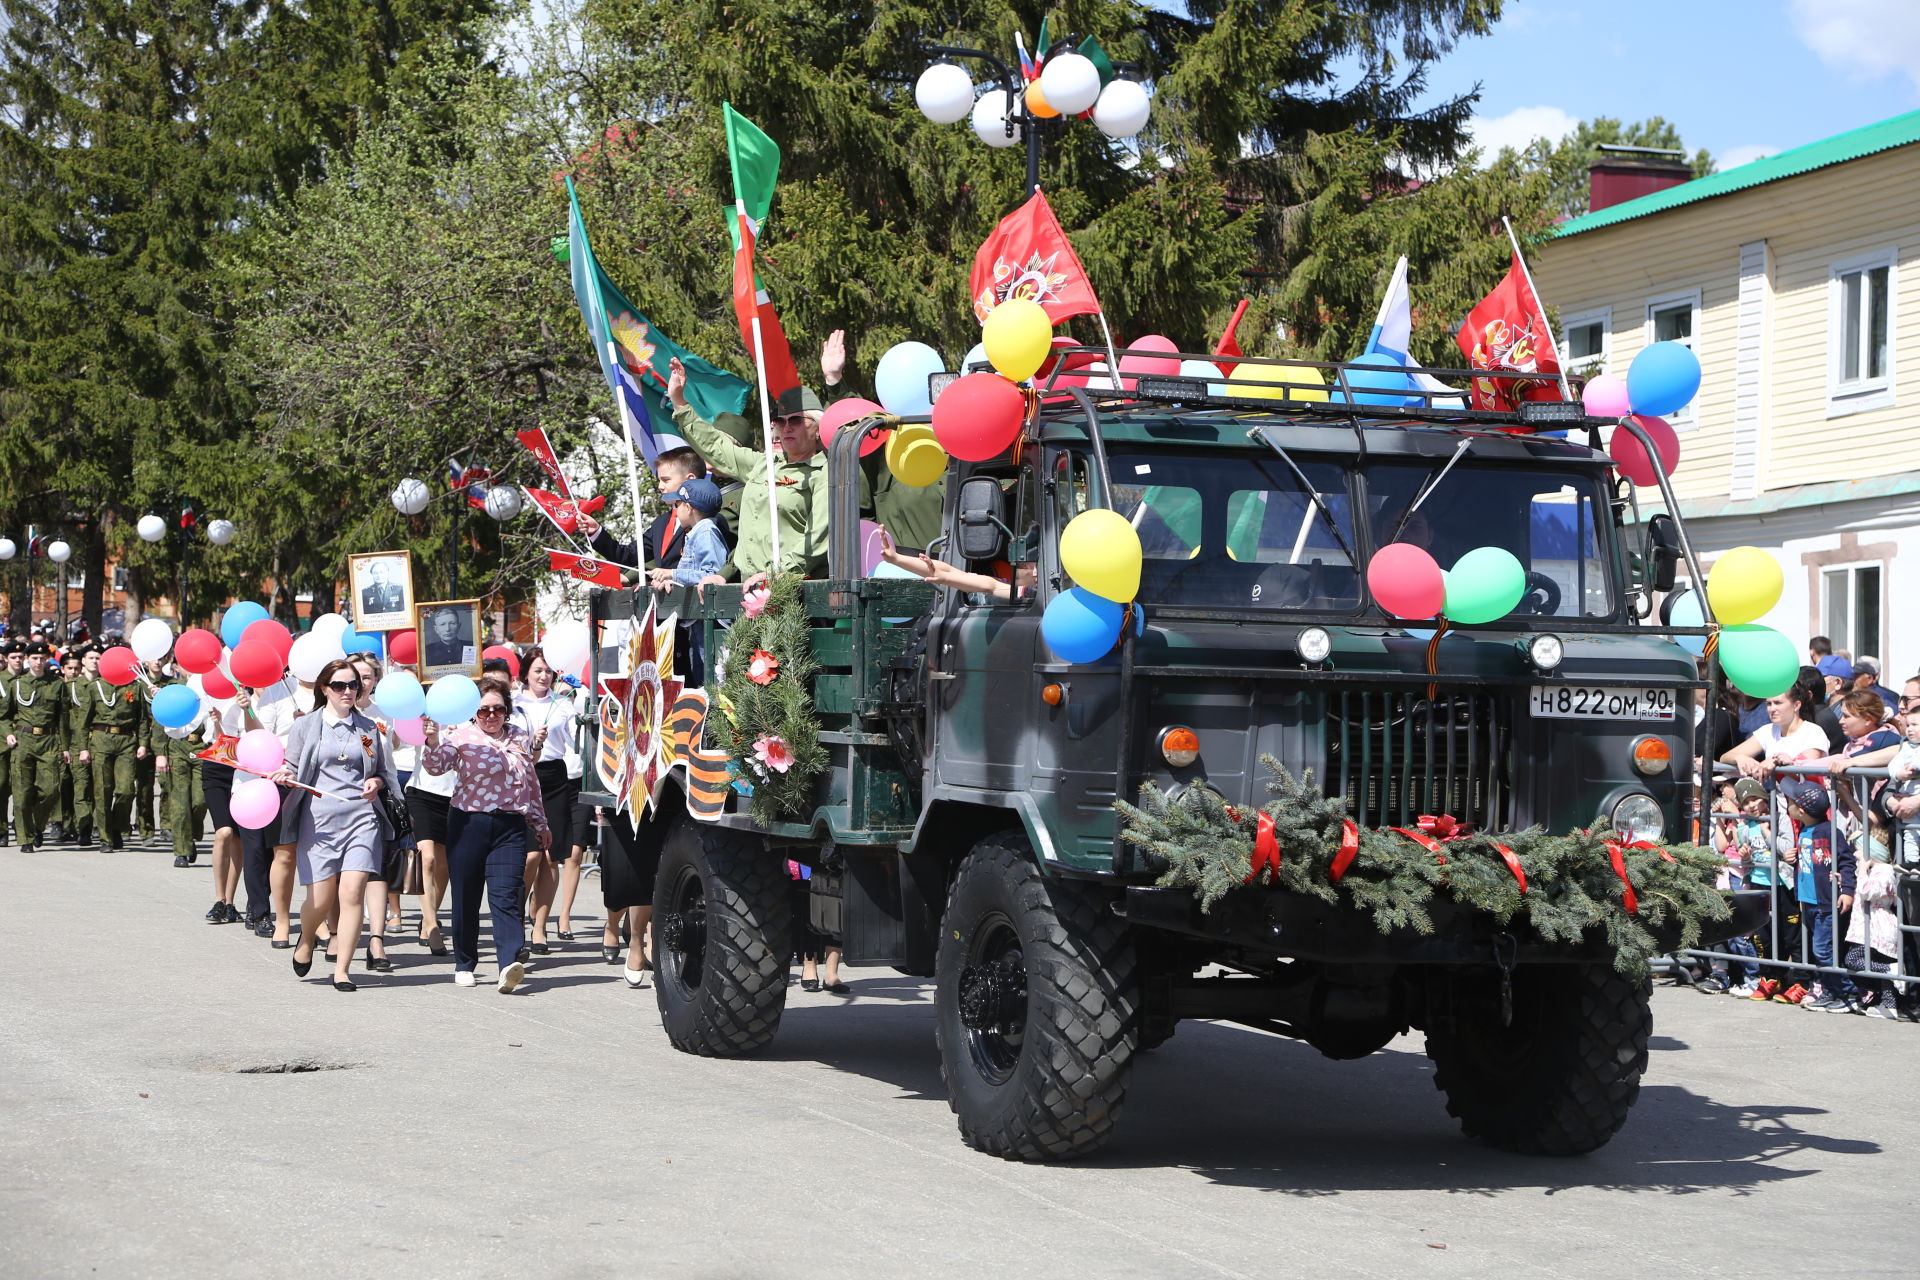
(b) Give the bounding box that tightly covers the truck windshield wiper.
[1388,438,1474,543]
[1249,425,1357,566]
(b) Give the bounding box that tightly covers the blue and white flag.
[1362,256,1465,406]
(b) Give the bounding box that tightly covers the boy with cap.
[1780,778,1859,1012]
[648,478,731,680]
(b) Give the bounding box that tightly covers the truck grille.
[1321,688,1513,830]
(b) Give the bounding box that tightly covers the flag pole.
[1502,216,1573,399]
[608,339,650,575]
[739,201,782,575]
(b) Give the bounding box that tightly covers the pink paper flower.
[741,587,771,618]
[747,649,780,685]
[753,734,794,774]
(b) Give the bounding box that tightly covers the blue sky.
[1426,0,1920,168]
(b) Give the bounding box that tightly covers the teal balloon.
[1627,341,1701,417]
[424,674,481,724]
[1666,589,1707,657]
[1443,546,1526,625]
[220,602,269,649]
[150,684,202,729]
[1342,353,1418,406]
[872,560,921,624]
[874,341,945,416]
[1042,587,1125,663]
[1719,624,1798,698]
[373,671,425,720]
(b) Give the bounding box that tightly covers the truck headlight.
[1297,626,1332,664]
[1609,793,1665,843]
[1526,633,1563,671]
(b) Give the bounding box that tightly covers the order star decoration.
[597,600,681,816]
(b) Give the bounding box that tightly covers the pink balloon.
[230,776,283,830]
[859,520,886,575]
[819,397,889,456]
[1118,335,1181,388]
[393,716,427,746]
[1610,414,1681,486]
[1367,542,1446,620]
[1582,372,1631,418]
[235,728,285,776]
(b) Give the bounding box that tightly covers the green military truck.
[580,352,1764,1163]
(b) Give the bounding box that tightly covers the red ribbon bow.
[1603,838,1663,914]
[1243,811,1284,884]
[1328,819,1361,882]
[1390,813,1527,892]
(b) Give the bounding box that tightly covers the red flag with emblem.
[548,550,625,588]
[516,428,572,497]
[1455,252,1566,411]
[970,190,1103,324]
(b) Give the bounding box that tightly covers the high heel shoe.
[366,937,393,973]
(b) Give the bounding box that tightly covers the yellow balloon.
[1060,508,1142,602]
[1024,80,1060,119]
[981,297,1053,383]
[886,424,949,488]
[1706,545,1784,626]
[1228,360,1328,403]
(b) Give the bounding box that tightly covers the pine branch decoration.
[716,574,826,824]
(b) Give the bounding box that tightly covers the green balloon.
[1718,623,1798,698]
[1442,546,1526,625]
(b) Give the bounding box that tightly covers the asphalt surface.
[3,842,1915,1279]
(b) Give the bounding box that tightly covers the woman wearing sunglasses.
[420,675,552,993]
[270,658,402,991]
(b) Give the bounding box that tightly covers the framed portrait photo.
[347,551,416,633]
[414,598,483,682]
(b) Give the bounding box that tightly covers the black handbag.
[378,787,413,843]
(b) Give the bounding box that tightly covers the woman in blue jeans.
[420,676,552,993]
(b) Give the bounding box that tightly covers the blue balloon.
[1341,353,1419,407]
[424,674,481,725]
[872,559,921,624]
[1042,587,1125,663]
[150,684,203,729]
[1627,341,1701,418]
[220,602,269,649]
[874,341,945,416]
[373,671,425,720]
[339,627,385,660]
[1666,588,1708,657]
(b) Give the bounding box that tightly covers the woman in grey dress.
[272,658,402,991]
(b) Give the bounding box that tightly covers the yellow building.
[1537,111,1919,676]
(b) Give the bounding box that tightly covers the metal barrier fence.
[1674,762,1920,1007]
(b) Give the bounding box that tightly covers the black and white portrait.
[348,551,415,633]
[414,599,482,681]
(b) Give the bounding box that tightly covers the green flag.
[723,103,781,251]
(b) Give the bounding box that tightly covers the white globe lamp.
[1092,78,1151,139]
[207,519,236,546]
[136,514,168,543]
[0,539,15,561]
[483,485,524,522]
[1039,51,1102,116]
[391,477,431,516]
[915,61,975,125]
[47,539,71,564]
[970,88,1022,149]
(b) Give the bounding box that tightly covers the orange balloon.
[1024,80,1060,119]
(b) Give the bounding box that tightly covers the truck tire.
[1424,963,1650,1156]
[653,815,793,1058]
[935,832,1139,1161]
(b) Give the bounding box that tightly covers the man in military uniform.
[132,658,164,843]
[6,642,69,852]
[0,640,19,842]
[153,673,205,868]
[61,647,97,847]
[72,644,143,849]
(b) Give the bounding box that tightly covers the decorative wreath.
[717,573,826,824]
[1115,757,1731,978]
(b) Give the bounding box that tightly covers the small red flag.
[1212,298,1250,375]
[548,550,625,588]
[1456,252,1565,411]
[195,733,240,767]
[516,428,572,498]
[527,488,604,538]
[970,190,1103,325]
[732,209,802,400]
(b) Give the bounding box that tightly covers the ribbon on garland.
[1603,837,1670,913]
[1390,813,1527,892]
[1243,811,1284,884]
[1328,818,1362,882]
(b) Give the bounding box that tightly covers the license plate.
[1529,685,1675,721]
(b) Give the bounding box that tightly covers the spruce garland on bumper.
[1114,756,1729,978]
[717,574,825,823]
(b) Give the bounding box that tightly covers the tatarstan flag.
[723,104,801,400]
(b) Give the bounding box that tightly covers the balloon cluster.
[1582,341,1701,487]
[917,45,1150,148]
[145,606,373,736]
[1366,543,1528,626]
[1703,547,1794,697]
[1042,509,1144,662]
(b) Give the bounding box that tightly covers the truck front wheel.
[653,815,793,1058]
[935,832,1139,1161]
[1424,963,1651,1155]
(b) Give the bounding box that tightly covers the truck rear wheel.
[935,832,1139,1161]
[1424,963,1650,1155]
[653,815,793,1058]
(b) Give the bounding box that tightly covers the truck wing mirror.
[1645,514,1681,594]
[955,477,1010,562]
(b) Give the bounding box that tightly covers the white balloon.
[46,539,71,564]
[310,613,351,642]
[1177,358,1231,398]
[483,485,524,522]
[391,477,431,516]
[207,518,236,546]
[136,514,167,543]
[542,619,592,677]
[961,342,990,374]
[1092,78,1151,139]
[0,538,16,561]
[915,61,975,125]
[130,617,175,663]
[971,89,1022,149]
[1039,51,1101,116]
[288,630,345,682]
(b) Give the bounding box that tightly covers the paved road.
[2,844,1914,1279]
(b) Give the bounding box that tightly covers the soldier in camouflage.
[5,642,69,853]
[71,645,144,850]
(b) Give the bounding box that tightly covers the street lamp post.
[390,473,521,601]
[139,507,233,625]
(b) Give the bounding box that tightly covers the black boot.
[74,825,95,848]
[47,822,70,844]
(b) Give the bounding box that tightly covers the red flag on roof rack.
[971,190,1103,325]
[1456,252,1566,411]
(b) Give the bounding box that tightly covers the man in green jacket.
[71,646,144,849]
[0,640,17,843]
[6,642,69,852]
[154,676,205,868]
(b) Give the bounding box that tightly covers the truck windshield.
[1363,461,1616,620]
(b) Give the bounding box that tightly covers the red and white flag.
[527,488,605,539]
[516,428,572,497]
[1456,252,1565,411]
[548,550,625,588]
[732,207,802,399]
[971,190,1103,324]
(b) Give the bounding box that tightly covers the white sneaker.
[454,971,477,987]
[498,961,527,994]
[624,967,649,989]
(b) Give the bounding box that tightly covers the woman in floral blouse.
[421,676,551,993]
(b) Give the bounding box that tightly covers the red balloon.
[483,644,521,680]
[1610,414,1680,487]
[1367,542,1446,620]
[241,617,294,661]
[819,398,890,457]
[229,641,285,690]
[1043,339,1104,391]
[931,372,1027,462]
[174,628,224,675]
[388,629,418,665]
[202,668,238,700]
[99,646,142,687]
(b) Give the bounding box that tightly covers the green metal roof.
[1555,109,1920,238]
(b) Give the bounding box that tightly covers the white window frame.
[1821,560,1885,660]
[1559,306,1611,377]
[1644,289,1701,428]
[1827,248,1897,417]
